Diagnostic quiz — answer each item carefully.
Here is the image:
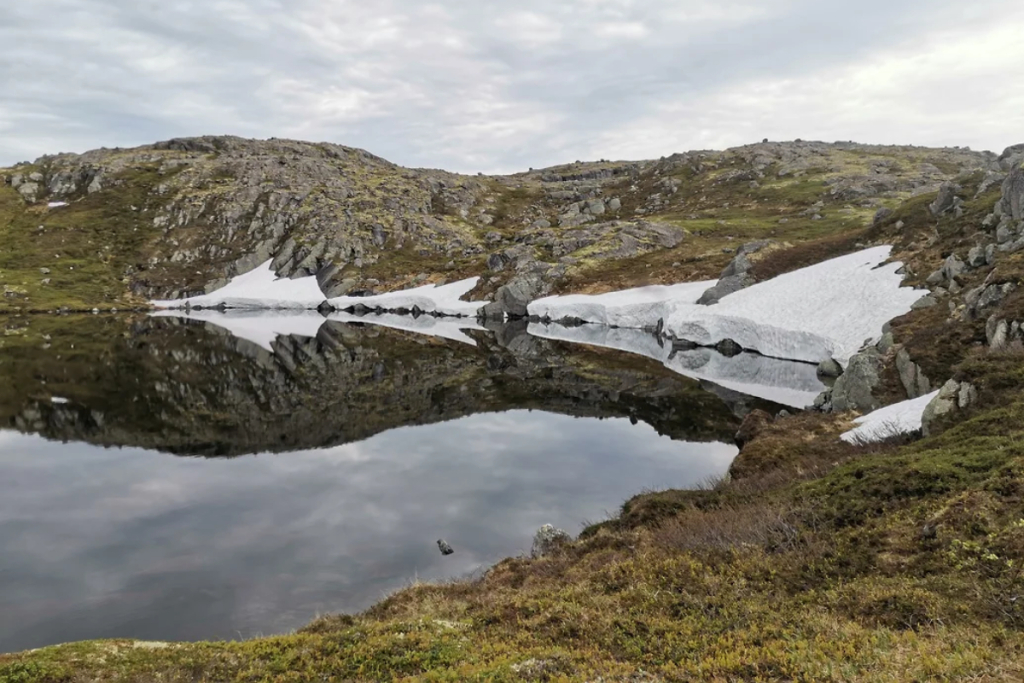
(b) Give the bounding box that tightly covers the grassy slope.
[0,165,177,312]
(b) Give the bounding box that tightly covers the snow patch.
[328,277,487,317]
[528,321,826,409]
[840,391,939,444]
[151,260,326,310]
[329,311,485,346]
[150,310,326,352]
[526,247,927,366]
[529,280,715,328]
[47,201,68,209]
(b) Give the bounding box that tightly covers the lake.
[0,313,821,653]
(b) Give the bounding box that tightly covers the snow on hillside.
[151,260,326,310]
[328,277,487,317]
[840,390,939,444]
[528,246,927,366]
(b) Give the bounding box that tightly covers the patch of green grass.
[0,165,181,311]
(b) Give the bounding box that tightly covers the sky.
[2,0,1023,173]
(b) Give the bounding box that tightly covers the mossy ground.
[0,166,180,313]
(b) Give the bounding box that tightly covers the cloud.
[0,0,1021,172]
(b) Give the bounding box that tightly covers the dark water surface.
[0,314,781,653]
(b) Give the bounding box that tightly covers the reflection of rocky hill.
[1,316,745,456]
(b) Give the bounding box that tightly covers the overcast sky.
[2,1,1022,173]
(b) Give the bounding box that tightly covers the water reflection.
[0,416,734,652]
[0,314,795,652]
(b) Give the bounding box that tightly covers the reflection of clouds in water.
[0,412,734,652]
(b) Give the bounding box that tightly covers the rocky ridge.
[0,137,1004,317]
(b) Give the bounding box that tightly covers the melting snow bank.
[328,311,485,347]
[151,260,326,310]
[528,247,928,366]
[529,281,716,329]
[150,310,327,352]
[151,261,488,317]
[529,322,825,409]
[840,390,940,444]
[328,277,486,317]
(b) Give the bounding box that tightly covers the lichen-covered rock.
[922,379,965,437]
[1001,165,1024,222]
[531,524,571,558]
[896,348,932,399]
[830,348,883,413]
[929,181,962,216]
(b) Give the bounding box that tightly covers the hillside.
[3,139,1024,681]
[0,137,1010,315]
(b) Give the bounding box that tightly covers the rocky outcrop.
[1000,164,1024,222]
[896,348,932,399]
[531,525,572,558]
[827,348,884,413]
[922,379,978,437]
[697,240,776,305]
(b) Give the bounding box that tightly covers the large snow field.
[528,246,927,366]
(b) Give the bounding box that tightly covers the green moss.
[0,165,181,312]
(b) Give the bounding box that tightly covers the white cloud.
[0,0,1021,171]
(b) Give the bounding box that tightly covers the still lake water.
[0,314,814,653]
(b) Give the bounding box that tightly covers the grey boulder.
[531,524,571,558]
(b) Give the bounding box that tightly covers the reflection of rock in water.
[2,315,748,457]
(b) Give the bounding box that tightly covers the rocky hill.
[1,137,1015,316]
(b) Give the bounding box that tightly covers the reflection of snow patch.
[50,397,70,404]
[528,322,825,408]
[840,391,938,444]
[151,260,326,310]
[150,310,326,352]
[529,281,714,327]
[528,247,927,367]
[328,277,487,317]
[329,312,484,346]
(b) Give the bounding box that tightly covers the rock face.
[896,348,932,399]
[829,348,883,412]
[921,379,977,437]
[929,181,962,216]
[531,525,572,558]
[1001,165,1024,222]
[697,240,775,305]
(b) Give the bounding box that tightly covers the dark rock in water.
[437,539,454,556]
[531,525,571,558]
[715,338,743,357]
[735,409,772,448]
